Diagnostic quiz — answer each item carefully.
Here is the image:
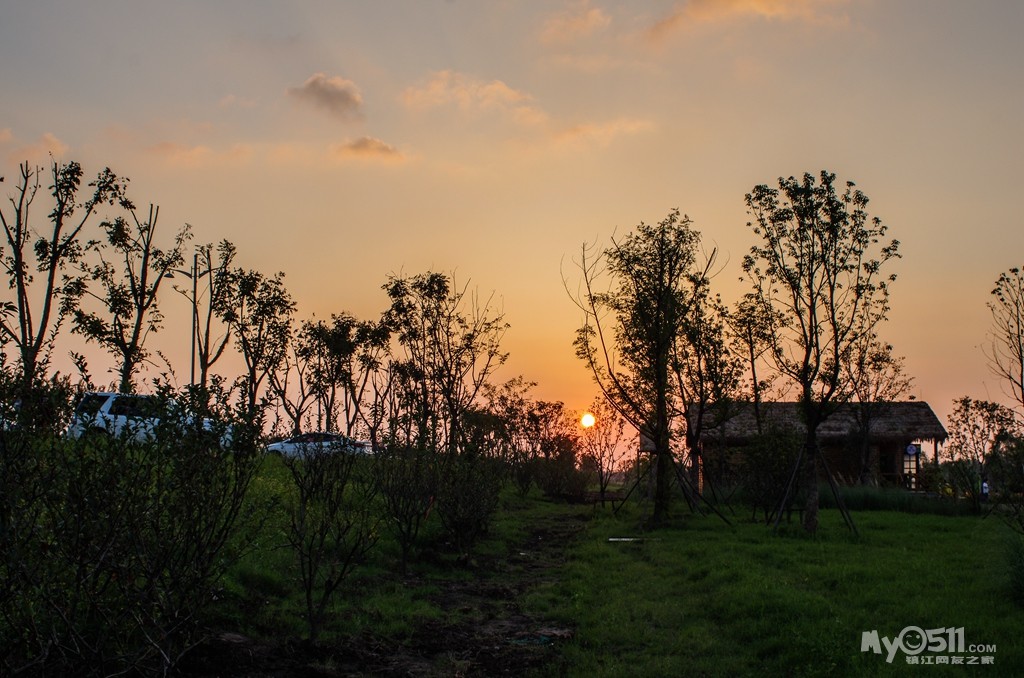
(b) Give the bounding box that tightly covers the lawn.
[530,503,1023,677]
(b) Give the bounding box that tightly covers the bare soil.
[179,509,589,677]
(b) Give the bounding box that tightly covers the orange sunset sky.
[2,1,1022,426]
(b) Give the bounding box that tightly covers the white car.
[266,432,372,457]
[66,391,232,447]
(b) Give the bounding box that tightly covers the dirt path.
[183,505,590,677]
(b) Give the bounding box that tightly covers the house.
[692,401,948,488]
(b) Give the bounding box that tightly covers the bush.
[436,454,504,552]
[0,387,262,676]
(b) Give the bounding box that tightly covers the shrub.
[435,454,504,552]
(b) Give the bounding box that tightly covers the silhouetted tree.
[74,205,191,392]
[581,395,628,505]
[843,333,913,485]
[0,160,129,402]
[172,240,238,388]
[571,209,703,523]
[988,267,1024,414]
[744,170,900,533]
[943,397,1019,512]
[220,269,295,413]
[383,271,507,455]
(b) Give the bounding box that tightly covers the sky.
[2,0,1023,427]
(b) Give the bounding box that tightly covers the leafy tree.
[0,160,129,402]
[943,397,1019,511]
[673,272,743,487]
[987,267,1024,413]
[743,170,900,533]
[283,443,378,641]
[301,313,391,436]
[729,293,782,434]
[74,204,192,392]
[220,268,295,413]
[571,209,703,523]
[383,271,507,455]
[843,333,913,485]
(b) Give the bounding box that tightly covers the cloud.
[648,0,849,41]
[331,136,406,162]
[6,132,70,164]
[553,117,654,148]
[287,73,364,120]
[539,1,611,43]
[402,70,547,125]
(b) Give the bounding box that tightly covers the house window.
[903,444,919,489]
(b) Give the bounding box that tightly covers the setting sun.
[581,412,596,428]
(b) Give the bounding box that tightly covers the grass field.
[202,460,1024,676]
[530,503,1023,677]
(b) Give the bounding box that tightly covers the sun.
[581,412,596,428]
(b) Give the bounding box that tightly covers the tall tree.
[74,205,191,392]
[571,209,702,523]
[743,170,900,533]
[0,160,129,393]
[987,267,1024,414]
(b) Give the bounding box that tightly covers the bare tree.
[988,267,1024,413]
[743,170,900,533]
[74,205,191,392]
[0,160,129,396]
[172,240,237,388]
[581,395,628,505]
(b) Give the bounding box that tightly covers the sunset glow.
[1,2,1022,424]
[581,412,596,429]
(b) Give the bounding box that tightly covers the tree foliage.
[572,209,706,523]
[0,160,130,397]
[743,170,900,532]
[383,271,507,455]
[74,204,192,392]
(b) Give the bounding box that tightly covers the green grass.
[530,505,1023,677]
[210,463,1024,676]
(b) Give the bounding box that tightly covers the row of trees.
[571,170,905,532]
